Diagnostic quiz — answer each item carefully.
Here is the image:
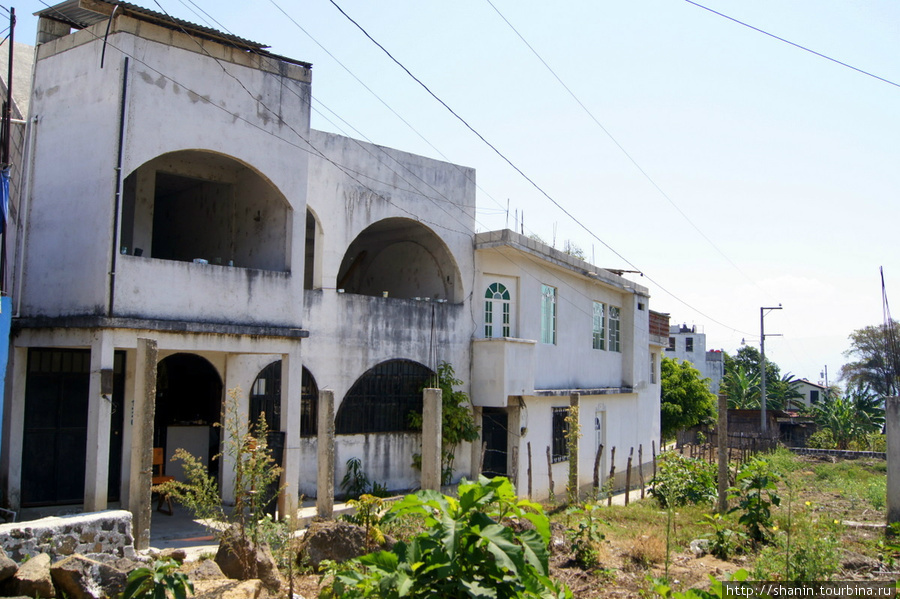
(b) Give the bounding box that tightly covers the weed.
[123,559,193,599]
[650,453,716,507]
[564,502,606,569]
[730,457,780,546]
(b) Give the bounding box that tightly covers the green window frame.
[540,284,557,344]
[609,306,621,352]
[484,282,511,338]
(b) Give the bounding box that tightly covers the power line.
[326,0,755,336]
[685,0,900,90]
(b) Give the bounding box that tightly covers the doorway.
[481,408,508,478]
[21,349,125,507]
[154,354,223,481]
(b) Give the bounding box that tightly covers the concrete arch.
[304,205,323,290]
[335,359,435,435]
[121,149,293,271]
[336,217,463,302]
[155,353,223,480]
[250,360,319,437]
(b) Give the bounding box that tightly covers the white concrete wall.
[21,19,311,326]
[474,246,650,392]
[301,130,477,492]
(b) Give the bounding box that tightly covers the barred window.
[551,407,569,463]
[250,362,318,436]
[335,360,434,435]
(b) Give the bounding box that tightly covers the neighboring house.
[793,379,828,410]
[1,0,662,514]
[665,324,724,394]
[472,230,662,498]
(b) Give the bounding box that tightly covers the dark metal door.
[22,349,125,507]
[481,409,508,478]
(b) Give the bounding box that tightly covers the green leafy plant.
[649,453,716,507]
[157,387,284,548]
[565,502,606,569]
[340,457,370,500]
[341,494,388,552]
[320,476,572,598]
[409,362,480,485]
[729,458,780,546]
[753,506,841,581]
[122,559,194,599]
[699,513,746,560]
[565,405,582,505]
[654,569,751,599]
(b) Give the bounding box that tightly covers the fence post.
[625,448,634,506]
[527,442,533,500]
[638,444,645,499]
[607,447,616,507]
[546,446,555,503]
[593,444,604,495]
[717,393,728,515]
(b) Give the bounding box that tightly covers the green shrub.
[753,511,841,581]
[806,429,835,449]
[123,559,193,599]
[649,453,717,507]
[320,476,572,598]
[730,458,781,545]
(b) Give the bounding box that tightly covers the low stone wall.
[0,510,135,562]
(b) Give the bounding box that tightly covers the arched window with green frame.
[484,282,511,338]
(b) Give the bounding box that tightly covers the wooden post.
[625,448,634,506]
[638,445,645,499]
[480,442,487,474]
[546,446,555,503]
[511,445,519,491]
[717,393,729,515]
[607,447,616,507]
[593,444,604,494]
[652,440,657,479]
[527,442,533,499]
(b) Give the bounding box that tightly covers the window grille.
[335,360,434,435]
[551,406,569,463]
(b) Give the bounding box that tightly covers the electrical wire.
[684,0,900,90]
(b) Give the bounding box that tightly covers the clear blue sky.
[16,1,900,387]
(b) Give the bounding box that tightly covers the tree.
[839,320,899,398]
[721,365,759,409]
[660,356,716,440]
[722,347,802,411]
[812,385,885,450]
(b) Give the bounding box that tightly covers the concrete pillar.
[128,338,157,550]
[568,393,580,502]
[221,355,253,505]
[84,331,114,512]
[316,389,335,519]
[5,347,27,511]
[887,397,900,526]
[278,348,303,518]
[421,388,442,491]
[717,393,729,515]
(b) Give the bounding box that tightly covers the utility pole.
[760,305,782,435]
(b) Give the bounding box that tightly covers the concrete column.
[717,393,729,515]
[128,338,157,550]
[887,397,900,526]
[279,348,303,518]
[84,331,115,512]
[5,347,27,511]
[221,355,252,505]
[316,389,335,519]
[421,388,442,491]
[568,393,580,502]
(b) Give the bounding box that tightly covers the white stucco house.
[792,379,828,410]
[472,230,664,499]
[665,324,724,394]
[0,0,661,516]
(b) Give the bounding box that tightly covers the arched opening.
[154,354,223,481]
[336,218,463,302]
[304,207,322,290]
[484,282,511,338]
[249,361,319,436]
[121,150,292,271]
[335,359,434,435]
